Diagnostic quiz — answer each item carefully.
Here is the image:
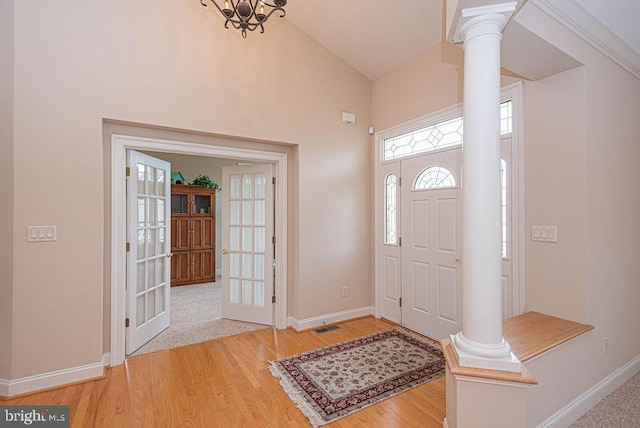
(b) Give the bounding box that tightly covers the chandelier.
[200,0,287,38]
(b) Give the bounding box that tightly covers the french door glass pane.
[147,290,155,321]
[254,281,265,307]
[157,284,165,313]
[136,295,145,326]
[137,164,145,195]
[255,200,265,225]
[157,228,165,255]
[157,199,165,225]
[137,198,146,228]
[230,201,240,224]
[242,254,253,277]
[158,257,165,283]
[255,227,265,252]
[146,229,155,257]
[230,227,240,250]
[242,174,253,198]
[255,173,265,198]
[147,259,155,290]
[230,174,241,198]
[242,201,253,224]
[157,169,165,197]
[254,255,265,279]
[242,227,253,251]
[230,279,240,303]
[148,198,157,226]
[147,166,156,196]
[242,280,252,305]
[136,262,145,293]
[230,253,240,276]
[137,230,145,260]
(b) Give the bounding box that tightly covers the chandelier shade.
[200,0,287,38]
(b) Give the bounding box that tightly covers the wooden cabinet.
[170,184,216,286]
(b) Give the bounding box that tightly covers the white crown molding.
[530,0,640,80]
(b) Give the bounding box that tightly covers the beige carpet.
[571,372,640,427]
[129,281,269,357]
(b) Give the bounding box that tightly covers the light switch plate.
[532,226,557,243]
[27,226,57,242]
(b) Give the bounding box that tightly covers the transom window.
[413,166,457,190]
[383,100,512,161]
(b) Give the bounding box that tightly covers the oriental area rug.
[269,328,446,427]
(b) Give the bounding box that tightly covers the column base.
[452,333,522,372]
[444,365,531,428]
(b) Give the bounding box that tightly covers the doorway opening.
[109,133,289,367]
[127,151,274,357]
[373,82,524,340]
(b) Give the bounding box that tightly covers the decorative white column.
[451,3,521,372]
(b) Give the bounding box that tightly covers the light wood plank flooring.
[3,317,445,427]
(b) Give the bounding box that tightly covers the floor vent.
[314,325,340,334]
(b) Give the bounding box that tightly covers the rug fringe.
[269,361,326,427]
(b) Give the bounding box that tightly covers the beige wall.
[10,0,371,380]
[0,0,15,380]
[523,66,587,322]
[372,42,464,130]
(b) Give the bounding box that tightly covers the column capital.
[448,1,517,44]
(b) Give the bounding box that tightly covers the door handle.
[166,253,173,258]
[455,258,461,263]
[222,249,229,255]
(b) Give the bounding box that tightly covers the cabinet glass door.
[194,194,212,214]
[171,193,188,214]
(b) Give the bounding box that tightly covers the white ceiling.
[284,0,640,81]
[577,0,640,54]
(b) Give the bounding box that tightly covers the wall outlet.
[342,286,348,297]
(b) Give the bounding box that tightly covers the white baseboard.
[102,353,110,367]
[537,354,640,427]
[287,306,374,331]
[0,361,104,398]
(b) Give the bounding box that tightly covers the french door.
[126,150,171,354]
[221,164,274,325]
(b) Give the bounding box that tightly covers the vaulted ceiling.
[284,0,640,81]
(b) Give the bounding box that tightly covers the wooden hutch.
[170,184,216,285]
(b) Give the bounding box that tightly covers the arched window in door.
[413,166,457,190]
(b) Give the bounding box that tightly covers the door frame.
[110,134,288,367]
[373,81,525,323]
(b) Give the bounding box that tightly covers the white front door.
[126,150,171,355]
[221,164,274,326]
[400,148,462,340]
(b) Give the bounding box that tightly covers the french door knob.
[222,249,229,255]
[166,253,173,258]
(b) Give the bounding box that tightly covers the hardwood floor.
[2,317,446,427]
